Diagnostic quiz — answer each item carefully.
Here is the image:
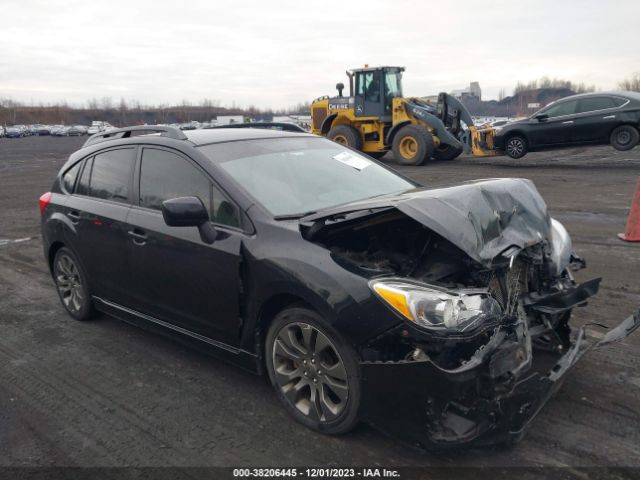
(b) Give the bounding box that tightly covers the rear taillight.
[39,192,52,216]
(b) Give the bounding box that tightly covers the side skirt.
[93,296,261,374]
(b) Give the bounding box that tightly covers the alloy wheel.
[507,137,525,157]
[272,322,349,423]
[54,254,84,313]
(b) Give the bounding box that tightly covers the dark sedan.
[40,126,639,448]
[5,127,23,138]
[495,91,640,158]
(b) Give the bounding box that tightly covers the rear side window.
[611,96,628,107]
[62,161,82,193]
[76,157,93,196]
[89,149,134,203]
[75,148,135,203]
[577,97,617,113]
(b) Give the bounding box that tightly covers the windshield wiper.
[273,210,318,221]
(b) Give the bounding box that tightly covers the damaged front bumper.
[360,308,640,449]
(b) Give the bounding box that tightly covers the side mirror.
[161,196,217,244]
[535,113,549,122]
[336,82,345,97]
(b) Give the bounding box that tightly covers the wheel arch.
[320,113,338,135]
[321,113,359,135]
[608,122,640,137]
[502,129,530,149]
[385,120,412,146]
[48,241,66,274]
[254,293,315,371]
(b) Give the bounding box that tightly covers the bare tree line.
[511,72,640,96]
[513,77,596,95]
[618,72,640,92]
[2,73,639,126]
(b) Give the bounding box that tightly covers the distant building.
[215,115,244,125]
[470,82,481,100]
[451,82,481,101]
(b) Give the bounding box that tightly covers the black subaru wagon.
[41,126,638,448]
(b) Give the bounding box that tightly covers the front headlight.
[370,280,502,332]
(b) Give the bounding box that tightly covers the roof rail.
[83,125,188,147]
[211,122,307,133]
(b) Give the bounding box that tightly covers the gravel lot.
[1,136,639,468]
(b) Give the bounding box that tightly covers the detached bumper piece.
[360,306,640,449]
[523,277,600,315]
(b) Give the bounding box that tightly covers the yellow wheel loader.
[310,66,500,165]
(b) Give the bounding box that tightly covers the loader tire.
[328,125,363,151]
[392,125,434,166]
[433,144,463,161]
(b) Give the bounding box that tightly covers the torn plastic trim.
[597,308,640,346]
[523,277,601,314]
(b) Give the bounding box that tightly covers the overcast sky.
[1,0,638,109]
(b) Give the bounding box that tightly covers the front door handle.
[127,229,148,245]
[603,115,615,120]
[562,120,574,124]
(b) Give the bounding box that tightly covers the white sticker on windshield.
[333,151,371,171]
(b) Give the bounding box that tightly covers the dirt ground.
[1,136,639,468]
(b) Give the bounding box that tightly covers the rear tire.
[433,144,463,161]
[505,135,528,159]
[392,125,434,166]
[327,125,363,151]
[53,247,95,321]
[610,125,639,151]
[265,307,361,435]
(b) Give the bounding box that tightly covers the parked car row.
[1,122,116,139]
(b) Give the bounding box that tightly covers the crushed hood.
[300,178,551,267]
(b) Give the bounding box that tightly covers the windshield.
[199,137,414,217]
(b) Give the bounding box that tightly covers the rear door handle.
[67,211,80,222]
[562,120,574,124]
[127,229,148,245]
[603,115,615,120]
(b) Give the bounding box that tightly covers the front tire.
[610,125,639,151]
[392,125,434,166]
[505,135,528,159]
[327,125,363,151]
[265,307,361,435]
[53,247,95,321]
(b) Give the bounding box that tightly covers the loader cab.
[353,66,404,121]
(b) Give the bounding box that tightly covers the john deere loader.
[310,66,499,165]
